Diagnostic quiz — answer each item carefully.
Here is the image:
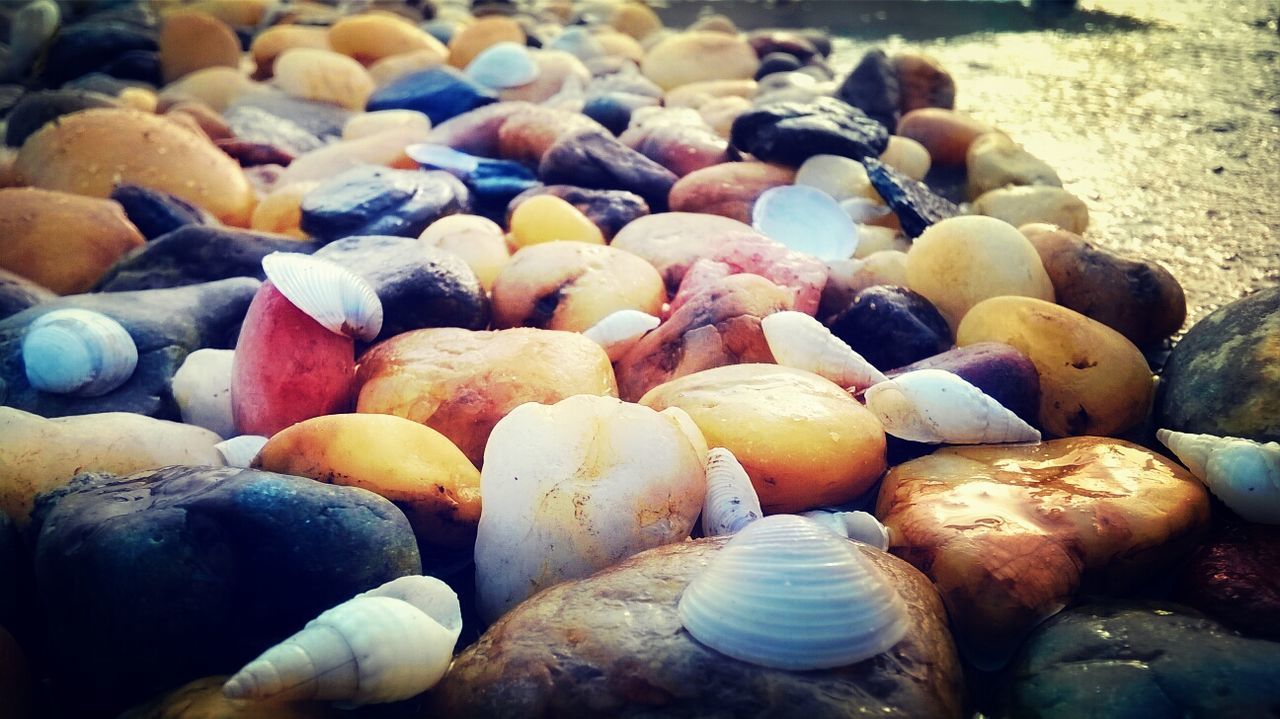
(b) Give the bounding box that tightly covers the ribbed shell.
[864,369,1041,444]
[21,309,138,396]
[800,510,890,551]
[582,309,660,362]
[761,311,887,392]
[261,252,383,341]
[215,435,268,468]
[702,447,762,537]
[1158,429,1280,524]
[678,514,910,670]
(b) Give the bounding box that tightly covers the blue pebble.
[366,66,498,125]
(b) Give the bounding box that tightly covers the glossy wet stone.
[0,268,55,321]
[433,538,964,719]
[43,22,158,87]
[0,278,258,419]
[995,602,1280,718]
[730,96,889,167]
[227,93,350,141]
[109,184,213,240]
[1157,286,1280,443]
[94,226,320,292]
[314,235,489,341]
[876,437,1210,670]
[408,143,539,211]
[863,157,960,239]
[887,342,1041,426]
[298,165,470,242]
[667,161,795,224]
[3,89,120,148]
[835,48,900,133]
[506,185,648,240]
[828,285,952,371]
[366,66,498,125]
[619,112,734,177]
[538,129,677,211]
[32,465,421,715]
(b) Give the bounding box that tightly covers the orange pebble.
[508,195,605,248]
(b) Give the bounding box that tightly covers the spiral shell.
[583,309,660,362]
[761,310,887,392]
[223,575,461,705]
[800,510,891,551]
[21,309,138,397]
[1157,429,1280,524]
[215,435,268,468]
[864,368,1041,444]
[702,447,762,537]
[678,514,910,670]
[261,252,383,341]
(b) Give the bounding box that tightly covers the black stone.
[95,225,321,291]
[755,52,803,80]
[109,185,212,241]
[828,285,952,371]
[227,93,350,141]
[730,96,889,167]
[98,48,162,86]
[62,71,150,97]
[33,466,421,715]
[836,49,901,133]
[863,157,960,239]
[507,185,649,240]
[0,86,25,117]
[0,278,259,419]
[538,130,677,212]
[42,22,158,87]
[315,235,489,342]
[0,512,19,629]
[222,104,326,157]
[366,66,498,126]
[300,165,471,243]
[583,92,658,136]
[4,89,120,147]
[0,268,55,321]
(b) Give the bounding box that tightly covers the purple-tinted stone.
[828,285,952,372]
[887,342,1042,427]
[538,130,677,211]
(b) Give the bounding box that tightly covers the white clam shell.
[172,348,235,437]
[752,185,859,261]
[864,369,1041,444]
[465,41,540,89]
[223,575,461,705]
[582,309,660,362]
[702,447,762,537]
[678,514,910,670]
[1157,429,1280,524]
[261,252,383,341]
[762,310,888,392]
[800,510,890,551]
[215,435,268,468]
[21,309,138,397]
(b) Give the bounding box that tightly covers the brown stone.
[609,2,663,40]
[447,16,526,70]
[118,676,337,719]
[249,25,331,79]
[896,108,994,167]
[496,105,607,166]
[1174,517,1280,641]
[893,52,956,113]
[329,13,447,66]
[431,537,965,719]
[668,162,795,224]
[159,10,241,84]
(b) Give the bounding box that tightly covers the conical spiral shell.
[582,309,660,362]
[800,510,891,551]
[1158,429,1280,524]
[21,309,138,397]
[261,252,383,341]
[223,576,461,705]
[215,435,268,468]
[864,369,1041,444]
[702,447,762,537]
[678,514,910,670]
[761,310,887,392]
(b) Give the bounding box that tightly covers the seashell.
[1157,429,1280,524]
[761,310,888,392]
[223,575,461,705]
[701,447,762,537]
[21,309,138,397]
[465,42,540,89]
[678,514,910,670]
[864,368,1041,444]
[215,435,268,468]
[406,142,481,174]
[172,348,235,438]
[752,185,859,261]
[800,510,890,551]
[582,309,660,362]
[260,252,383,342]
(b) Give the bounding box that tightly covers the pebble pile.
[0,1,1276,718]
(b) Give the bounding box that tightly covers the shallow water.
[662,0,1280,327]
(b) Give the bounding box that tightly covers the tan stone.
[159,10,241,83]
[641,31,759,91]
[448,16,525,69]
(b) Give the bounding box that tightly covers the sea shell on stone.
[465,42,539,89]
[582,309,660,362]
[260,252,383,341]
[171,348,235,438]
[752,185,859,261]
[864,368,1041,444]
[214,435,268,468]
[762,310,887,392]
[701,447,763,537]
[678,514,910,670]
[1158,429,1280,525]
[21,309,138,397]
[800,510,891,551]
[223,575,462,705]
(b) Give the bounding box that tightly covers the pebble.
[974,185,1090,235]
[547,26,605,61]
[94,225,318,292]
[466,42,540,89]
[354,327,617,467]
[0,188,145,295]
[835,48,900,132]
[1175,518,1280,641]
[640,31,759,91]
[538,129,678,210]
[448,16,526,70]
[120,676,336,719]
[828,285,953,371]
[42,22,158,87]
[619,109,732,176]
[159,10,241,83]
[877,437,1209,668]
[508,194,605,247]
[419,214,511,291]
[14,108,256,227]
[495,104,606,165]
[893,52,956,113]
[408,143,539,212]
[818,250,908,317]
[747,29,822,62]
[583,91,661,135]
[499,50,592,105]
[730,96,890,166]
[1157,285,1279,443]
[507,185,648,240]
[250,181,318,238]
[756,51,803,80]
[864,157,960,238]
[249,25,330,79]
[966,132,1061,199]
[896,107,995,167]
[4,89,121,148]
[794,153,877,202]
[273,48,375,110]
[368,48,449,87]
[609,2,663,40]
[665,78,757,109]
[595,30,646,64]
[668,161,796,223]
[906,215,1055,330]
[229,92,351,141]
[299,165,470,242]
[698,94,752,138]
[957,296,1155,437]
[880,135,931,180]
[752,185,858,261]
[328,13,448,66]
[641,363,886,512]
[366,66,498,125]
[277,126,428,186]
[0,268,56,321]
[170,348,234,438]
[342,108,432,141]
[2,0,59,83]
[161,66,265,113]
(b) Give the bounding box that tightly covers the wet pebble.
[495,104,606,165]
[42,22,158,87]
[508,194,605,247]
[109,184,213,241]
[228,92,350,140]
[299,165,470,242]
[730,96,889,166]
[538,129,677,210]
[507,184,648,240]
[409,143,539,213]
[419,214,511,291]
[3,88,121,148]
[367,66,498,125]
[223,104,326,156]
[828,285,953,371]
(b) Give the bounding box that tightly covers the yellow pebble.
[250,181,318,239]
[508,195,604,248]
[419,214,510,291]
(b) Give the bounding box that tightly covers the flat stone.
[432,537,965,718]
[538,129,678,211]
[863,157,960,239]
[0,279,259,419]
[32,466,421,715]
[299,165,471,242]
[730,97,889,167]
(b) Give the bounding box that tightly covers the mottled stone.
[1174,518,1280,641]
[730,97,889,167]
[538,129,677,211]
[222,105,326,157]
[227,93,350,141]
[94,226,320,292]
[299,165,470,242]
